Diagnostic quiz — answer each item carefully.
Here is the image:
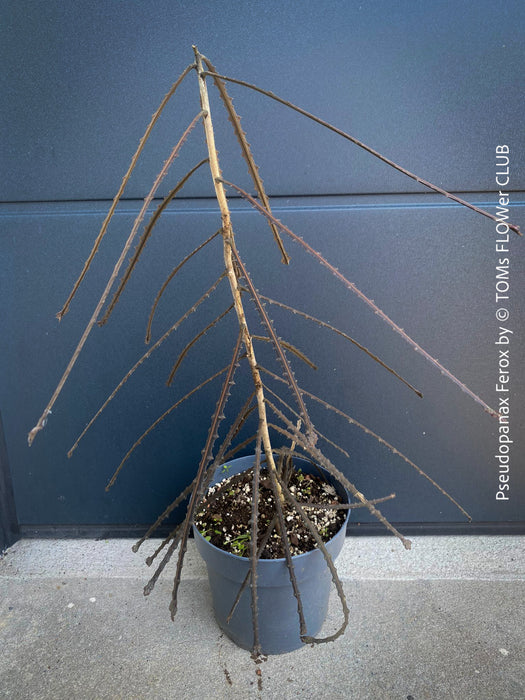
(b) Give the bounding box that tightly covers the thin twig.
[105,365,230,491]
[146,229,222,343]
[221,433,259,463]
[220,179,500,419]
[68,273,227,457]
[57,62,196,321]
[166,304,234,386]
[203,70,521,236]
[300,494,397,510]
[99,158,210,326]
[259,294,421,397]
[28,110,205,447]
[252,334,317,371]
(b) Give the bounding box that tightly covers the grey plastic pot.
[193,455,350,654]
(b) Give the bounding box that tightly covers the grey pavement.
[1,536,524,700]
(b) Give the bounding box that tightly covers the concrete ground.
[0,535,523,700]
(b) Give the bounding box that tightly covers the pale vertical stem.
[192,46,284,503]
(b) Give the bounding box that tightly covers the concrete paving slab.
[1,536,524,699]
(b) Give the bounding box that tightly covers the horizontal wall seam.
[1,197,524,219]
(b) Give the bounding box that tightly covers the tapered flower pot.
[193,455,350,654]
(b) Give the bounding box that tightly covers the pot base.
[193,455,350,654]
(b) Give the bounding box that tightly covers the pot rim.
[192,455,350,563]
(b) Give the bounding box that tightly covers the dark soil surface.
[194,466,347,559]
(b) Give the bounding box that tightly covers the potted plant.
[28,46,520,656]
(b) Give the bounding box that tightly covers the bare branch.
[221,179,500,419]
[221,433,259,463]
[57,62,196,321]
[143,528,182,597]
[105,365,231,492]
[169,331,243,620]
[132,480,195,553]
[203,70,521,236]
[28,110,205,447]
[99,158,210,326]
[252,334,317,371]
[259,294,421,397]
[226,515,277,623]
[210,392,256,471]
[264,400,413,549]
[276,472,349,645]
[249,432,262,655]
[299,493,397,510]
[265,451,308,638]
[146,229,222,343]
[260,363,471,521]
[231,245,317,444]
[166,304,234,386]
[299,386,473,521]
[68,273,227,457]
[262,383,350,460]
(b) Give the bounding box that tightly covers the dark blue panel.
[2,0,524,531]
[2,0,524,201]
[1,195,524,526]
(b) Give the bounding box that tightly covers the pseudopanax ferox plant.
[28,47,521,655]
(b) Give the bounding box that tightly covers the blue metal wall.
[2,1,524,533]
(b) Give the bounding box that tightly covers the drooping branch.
[300,385,472,521]
[258,293,421,397]
[276,472,349,645]
[68,273,227,457]
[202,70,521,236]
[264,399,413,549]
[169,331,243,620]
[300,494,397,510]
[146,229,222,343]
[226,515,278,623]
[57,62,196,321]
[262,382,349,460]
[143,528,182,597]
[145,528,182,568]
[98,158,210,326]
[132,479,195,554]
[220,179,500,419]
[248,432,262,655]
[252,334,317,371]
[208,391,257,474]
[27,110,205,447]
[264,448,309,638]
[166,303,234,386]
[260,363,471,521]
[221,433,259,463]
[105,364,231,492]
